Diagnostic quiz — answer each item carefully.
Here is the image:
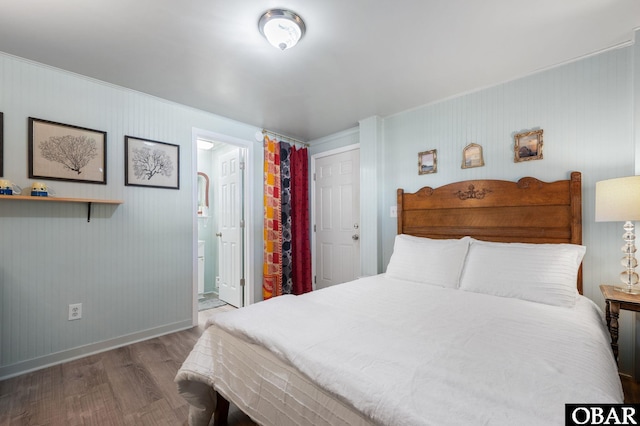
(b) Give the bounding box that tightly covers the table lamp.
[595,176,640,294]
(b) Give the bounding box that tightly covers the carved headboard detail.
[454,184,492,200]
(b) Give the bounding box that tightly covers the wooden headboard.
[397,171,583,293]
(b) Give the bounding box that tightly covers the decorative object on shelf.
[125,136,179,189]
[258,9,306,51]
[514,129,543,162]
[0,179,21,195]
[0,112,3,177]
[30,181,55,197]
[461,143,484,169]
[418,149,437,175]
[595,175,640,294]
[29,117,107,184]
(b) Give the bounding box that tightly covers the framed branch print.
[125,136,179,189]
[514,129,543,162]
[418,149,437,175]
[28,117,107,184]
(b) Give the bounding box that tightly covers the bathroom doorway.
[197,140,245,309]
[193,129,254,322]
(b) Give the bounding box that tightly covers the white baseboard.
[0,319,193,381]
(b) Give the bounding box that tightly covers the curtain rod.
[262,129,309,147]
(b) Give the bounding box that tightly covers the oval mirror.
[197,172,210,215]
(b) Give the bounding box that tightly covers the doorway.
[312,145,361,289]
[192,129,254,324]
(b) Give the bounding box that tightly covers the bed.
[175,171,623,426]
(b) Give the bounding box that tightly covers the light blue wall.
[308,127,359,156]
[379,45,636,373]
[0,53,263,378]
[313,41,638,374]
[381,46,633,296]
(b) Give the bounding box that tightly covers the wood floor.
[0,305,256,426]
[1,305,640,425]
[622,375,640,404]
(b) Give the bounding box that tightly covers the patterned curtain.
[263,136,282,299]
[263,136,311,299]
[280,142,293,294]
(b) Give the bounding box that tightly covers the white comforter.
[210,275,622,426]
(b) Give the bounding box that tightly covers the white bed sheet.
[208,275,622,426]
[175,306,371,426]
[208,325,373,426]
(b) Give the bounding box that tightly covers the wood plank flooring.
[1,304,639,425]
[0,305,256,426]
[622,375,640,404]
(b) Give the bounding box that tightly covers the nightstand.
[600,284,640,365]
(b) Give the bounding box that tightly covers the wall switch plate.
[390,206,397,218]
[68,303,82,321]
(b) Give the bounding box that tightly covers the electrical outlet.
[68,303,82,321]
[215,276,220,285]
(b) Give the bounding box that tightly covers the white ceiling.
[0,0,638,142]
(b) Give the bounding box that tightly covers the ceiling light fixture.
[258,9,306,51]
[197,139,215,150]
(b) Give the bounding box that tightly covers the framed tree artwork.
[125,136,180,189]
[28,117,107,184]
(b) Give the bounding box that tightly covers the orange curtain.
[263,136,282,299]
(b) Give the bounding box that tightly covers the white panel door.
[314,148,360,289]
[217,147,243,307]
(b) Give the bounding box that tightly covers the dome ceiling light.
[258,9,306,51]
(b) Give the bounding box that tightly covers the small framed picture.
[125,136,179,189]
[514,129,543,162]
[461,143,484,169]
[29,117,107,184]
[418,149,437,175]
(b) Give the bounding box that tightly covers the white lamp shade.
[595,176,640,222]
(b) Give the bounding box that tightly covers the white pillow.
[385,234,471,288]
[459,239,586,307]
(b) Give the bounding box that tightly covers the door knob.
[216,232,222,237]
[352,234,359,241]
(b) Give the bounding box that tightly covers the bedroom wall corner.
[359,116,383,276]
